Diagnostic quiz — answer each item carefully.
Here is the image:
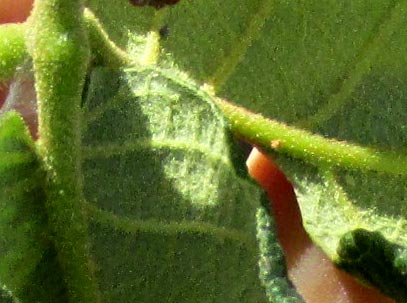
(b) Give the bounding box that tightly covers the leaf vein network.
[297,0,402,129]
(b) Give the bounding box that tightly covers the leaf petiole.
[216,98,407,175]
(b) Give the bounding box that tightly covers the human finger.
[246,147,395,303]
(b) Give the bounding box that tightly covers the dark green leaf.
[337,228,407,302]
[0,111,67,302]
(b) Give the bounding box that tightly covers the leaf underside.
[0,60,304,302]
[273,153,407,301]
[3,0,407,301]
[80,66,302,302]
[85,1,407,301]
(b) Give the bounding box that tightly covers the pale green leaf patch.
[80,65,304,302]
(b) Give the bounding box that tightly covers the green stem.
[26,1,100,302]
[0,10,129,84]
[84,8,131,68]
[140,8,168,66]
[216,98,407,175]
[0,24,27,82]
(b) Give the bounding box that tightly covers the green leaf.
[0,66,284,303]
[0,286,17,303]
[79,65,302,302]
[336,229,407,301]
[84,1,407,301]
[256,204,303,303]
[269,151,407,301]
[0,112,67,302]
[4,0,406,300]
[213,99,407,300]
[0,24,27,82]
[0,111,45,291]
[1,6,303,301]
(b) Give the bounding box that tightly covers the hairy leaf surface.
[85,2,407,300]
[0,112,67,302]
[3,0,406,301]
[80,66,302,302]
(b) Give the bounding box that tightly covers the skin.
[0,1,397,302]
[0,83,7,109]
[247,148,395,303]
[0,0,32,24]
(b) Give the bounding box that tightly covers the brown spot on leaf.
[271,139,282,149]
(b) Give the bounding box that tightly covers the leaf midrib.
[82,137,231,167]
[86,202,256,247]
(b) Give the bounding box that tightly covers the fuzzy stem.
[26,1,100,302]
[140,9,168,66]
[216,98,407,175]
[84,8,131,68]
[0,24,27,82]
[0,10,130,84]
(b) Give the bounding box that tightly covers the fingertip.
[246,147,280,189]
[0,0,33,24]
[246,147,302,227]
[246,146,308,255]
[246,147,396,303]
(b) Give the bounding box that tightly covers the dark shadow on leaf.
[81,67,268,302]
